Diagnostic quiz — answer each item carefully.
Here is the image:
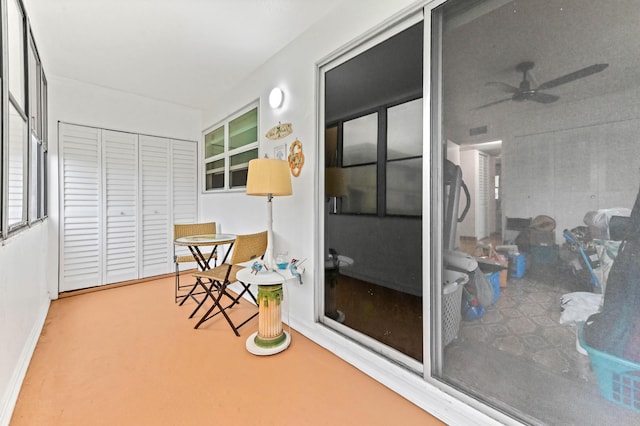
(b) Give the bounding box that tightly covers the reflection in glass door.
[322,19,424,367]
[433,0,640,424]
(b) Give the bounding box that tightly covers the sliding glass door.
[319,0,640,423]
[320,13,425,370]
[433,0,640,424]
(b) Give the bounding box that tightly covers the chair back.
[229,231,268,265]
[174,222,216,239]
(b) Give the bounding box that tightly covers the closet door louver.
[172,140,197,224]
[171,140,198,261]
[139,135,172,277]
[103,130,139,284]
[59,124,102,292]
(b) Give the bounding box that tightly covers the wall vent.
[469,125,487,136]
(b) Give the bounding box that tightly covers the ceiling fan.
[476,61,608,109]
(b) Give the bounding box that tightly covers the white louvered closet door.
[172,140,197,224]
[59,124,102,292]
[477,152,489,240]
[139,135,172,277]
[103,130,139,284]
[172,140,198,261]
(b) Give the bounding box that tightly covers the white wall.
[0,224,50,426]
[501,85,640,243]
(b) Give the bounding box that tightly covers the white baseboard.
[0,301,50,426]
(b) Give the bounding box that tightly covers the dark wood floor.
[331,274,423,361]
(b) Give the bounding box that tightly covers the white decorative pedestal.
[237,268,292,356]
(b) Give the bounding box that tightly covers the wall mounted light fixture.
[269,87,284,109]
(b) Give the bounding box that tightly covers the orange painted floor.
[11,276,443,426]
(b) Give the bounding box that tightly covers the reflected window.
[387,98,422,215]
[341,164,376,214]
[387,98,422,160]
[387,158,421,215]
[343,113,378,165]
[322,21,424,367]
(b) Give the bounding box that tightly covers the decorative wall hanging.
[265,122,292,140]
[274,143,287,161]
[288,139,305,177]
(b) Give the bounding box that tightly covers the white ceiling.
[25,0,640,130]
[23,0,345,111]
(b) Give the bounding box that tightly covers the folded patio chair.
[190,230,267,335]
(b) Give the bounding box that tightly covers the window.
[6,0,28,231]
[28,34,47,222]
[332,98,423,217]
[40,75,49,218]
[7,104,27,227]
[203,104,259,191]
[2,0,48,237]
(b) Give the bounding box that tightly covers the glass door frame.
[316,8,426,374]
[315,1,524,424]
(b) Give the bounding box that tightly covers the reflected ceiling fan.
[476,61,608,109]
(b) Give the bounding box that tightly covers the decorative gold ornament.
[265,122,292,140]
[288,139,304,177]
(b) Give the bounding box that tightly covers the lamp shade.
[246,158,292,196]
[325,167,348,197]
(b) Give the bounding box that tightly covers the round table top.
[325,254,354,269]
[174,233,236,246]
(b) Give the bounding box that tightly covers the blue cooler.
[508,253,526,278]
[485,271,500,304]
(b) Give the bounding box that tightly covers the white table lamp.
[246,158,292,268]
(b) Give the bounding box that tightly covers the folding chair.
[173,222,217,303]
[190,231,268,334]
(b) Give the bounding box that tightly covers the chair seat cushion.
[176,253,217,263]
[193,264,243,283]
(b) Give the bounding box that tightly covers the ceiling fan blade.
[486,81,520,94]
[529,92,560,104]
[475,97,511,110]
[537,63,608,91]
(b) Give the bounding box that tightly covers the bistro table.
[174,233,236,305]
[236,267,295,355]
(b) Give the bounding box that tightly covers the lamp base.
[246,331,291,355]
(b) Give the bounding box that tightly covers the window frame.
[1,0,48,239]
[202,101,259,192]
[5,0,29,234]
[27,28,47,224]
